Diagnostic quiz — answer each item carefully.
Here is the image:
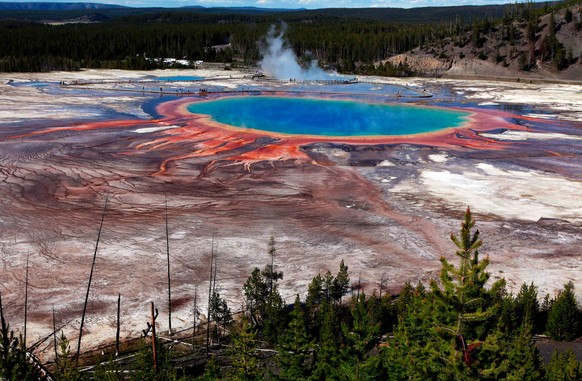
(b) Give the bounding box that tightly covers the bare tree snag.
[76,195,108,366]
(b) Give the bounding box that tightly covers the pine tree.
[514,282,540,332]
[200,354,222,380]
[322,271,335,303]
[386,208,507,379]
[539,293,553,332]
[395,281,414,319]
[0,293,40,381]
[129,337,182,381]
[243,268,268,327]
[229,315,262,381]
[54,332,82,381]
[93,356,124,381]
[262,236,283,297]
[243,236,284,340]
[494,281,517,336]
[210,291,232,345]
[366,291,396,335]
[277,295,313,380]
[340,293,382,380]
[306,273,325,333]
[431,207,502,340]
[565,8,573,23]
[331,260,350,304]
[262,288,285,345]
[311,302,344,380]
[546,349,581,381]
[504,323,545,381]
[384,284,452,380]
[546,281,581,341]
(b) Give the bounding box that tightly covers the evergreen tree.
[199,354,222,380]
[386,208,507,379]
[514,282,540,332]
[93,356,124,381]
[340,293,383,380]
[546,281,581,341]
[565,8,573,23]
[322,271,335,303]
[210,291,232,345]
[129,337,183,381]
[539,293,553,332]
[243,237,284,342]
[504,323,545,381]
[366,291,396,335]
[306,273,325,332]
[0,293,41,381]
[331,259,350,304]
[243,267,268,327]
[276,295,313,380]
[495,282,517,335]
[229,315,262,381]
[431,207,503,340]
[384,284,453,380]
[311,302,344,380]
[54,332,83,381]
[546,349,581,381]
[262,236,283,297]
[262,288,286,345]
[395,281,414,319]
[306,261,351,336]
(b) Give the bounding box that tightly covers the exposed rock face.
[386,4,582,81]
[385,53,452,74]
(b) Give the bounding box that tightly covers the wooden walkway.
[60,75,433,98]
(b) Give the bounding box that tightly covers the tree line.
[0,1,566,73]
[2,1,578,74]
[0,16,454,72]
[1,207,581,380]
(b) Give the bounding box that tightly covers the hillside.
[0,2,126,10]
[0,2,542,23]
[385,4,582,81]
[0,1,580,78]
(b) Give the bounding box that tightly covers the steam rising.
[259,23,335,81]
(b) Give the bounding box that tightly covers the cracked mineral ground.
[0,69,580,357]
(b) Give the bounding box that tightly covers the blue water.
[156,76,202,82]
[187,96,470,136]
[10,81,55,87]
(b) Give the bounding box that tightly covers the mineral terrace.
[0,68,580,357]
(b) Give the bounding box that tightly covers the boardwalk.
[60,75,433,98]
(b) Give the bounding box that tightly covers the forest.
[1,208,581,380]
[0,1,577,73]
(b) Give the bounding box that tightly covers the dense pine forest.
[0,1,579,73]
[1,208,581,380]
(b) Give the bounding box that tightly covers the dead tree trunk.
[193,286,198,346]
[206,235,214,354]
[115,294,121,356]
[212,258,219,346]
[379,273,387,299]
[76,196,108,366]
[52,306,57,361]
[151,302,158,373]
[24,255,29,349]
[165,196,172,334]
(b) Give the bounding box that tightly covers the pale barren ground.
[0,69,580,360]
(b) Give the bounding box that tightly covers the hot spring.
[186,96,470,136]
[156,75,203,81]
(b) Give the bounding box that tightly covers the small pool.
[156,76,203,82]
[187,96,470,136]
[10,81,55,88]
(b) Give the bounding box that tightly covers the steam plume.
[259,23,335,81]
